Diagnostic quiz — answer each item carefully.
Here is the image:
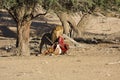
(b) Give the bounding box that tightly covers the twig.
[63,34,80,47]
[107,61,120,65]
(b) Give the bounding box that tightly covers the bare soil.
[0,10,120,80]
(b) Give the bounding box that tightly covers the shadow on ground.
[74,32,120,44]
[0,26,17,38]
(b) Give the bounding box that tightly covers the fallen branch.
[63,34,80,47]
[107,61,120,65]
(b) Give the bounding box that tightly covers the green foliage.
[1,0,42,9]
[1,0,120,13]
[42,0,75,12]
[42,0,120,13]
[76,0,95,13]
[93,0,120,12]
[115,0,120,6]
[1,0,44,22]
[2,0,17,9]
[42,0,61,11]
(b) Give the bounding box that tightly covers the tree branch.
[31,3,48,20]
[63,34,80,47]
[4,7,18,23]
[31,11,47,20]
[8,10,18,23]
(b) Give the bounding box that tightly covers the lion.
[36,25,64,56]
[51,25,64,43]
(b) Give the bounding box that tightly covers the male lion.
[51,25,64,43]
[36,25,63,56]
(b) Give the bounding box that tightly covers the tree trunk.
[16,21,31,56]
[56,12,71,36]
[57,12,91,38]
[76,13,90,37]
[56,12,79,38]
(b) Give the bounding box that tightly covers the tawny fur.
[39,25,64,55]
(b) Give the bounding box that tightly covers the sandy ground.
[0,46,120,80]
[0,10,120,80]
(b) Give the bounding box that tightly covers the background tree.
[1,0,46,56]
[42,0,120,38]
[42,0,95,38]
